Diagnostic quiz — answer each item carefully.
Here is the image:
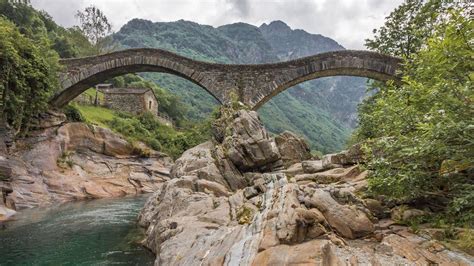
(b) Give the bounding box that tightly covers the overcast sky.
[31,0,403,49]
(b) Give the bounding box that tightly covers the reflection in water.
[0,195,154,265]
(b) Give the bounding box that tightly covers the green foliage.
[74,104,211,159]
[365,0,444,58]
[455,230,474,254]
[75,5,113,54]
[108,112,210,159]
[0,0,95,58]
[63,104,85,122]
[356,10,473,225]
[0,16,58,136]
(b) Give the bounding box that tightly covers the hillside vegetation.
[112,19,368,154]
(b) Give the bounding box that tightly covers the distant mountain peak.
[260,20,292,32]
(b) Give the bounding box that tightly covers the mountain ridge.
[112,19,367,153]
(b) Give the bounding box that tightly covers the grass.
[74,104,116,128]
[82,88,105,102]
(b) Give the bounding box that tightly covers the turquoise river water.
[0,195,154,265]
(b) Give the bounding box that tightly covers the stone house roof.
[100,87,159,101]
[100,88,151,94]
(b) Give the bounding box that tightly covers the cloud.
[30,0,403,49]
[226,0,250,17]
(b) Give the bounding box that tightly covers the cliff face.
[0,119,172,212]
[138,108,473,265]
[112,19,367,153]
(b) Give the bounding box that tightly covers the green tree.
[365,0,444,59]
[75,5,113,54]
[0,17,58,135]
[0,0,95,58]
[358,11,473,224]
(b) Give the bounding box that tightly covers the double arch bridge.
[53,48,402,109]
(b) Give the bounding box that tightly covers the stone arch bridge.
[54,48,402,109]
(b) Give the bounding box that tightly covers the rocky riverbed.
[138,107,473,265]
[0,108,472,265]
[0,112,171,219]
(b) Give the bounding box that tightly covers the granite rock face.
[0,122,172,210]
[274,130,311,168]
[221,110,282,172]
[138,109,474,265]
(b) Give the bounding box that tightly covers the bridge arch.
[241,50,403,109]
[53,49,226,107]
[54,49,402,108]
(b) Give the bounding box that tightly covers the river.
[0,195,154,265]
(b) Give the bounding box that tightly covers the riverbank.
[0,118,172,218]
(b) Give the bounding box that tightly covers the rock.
[31,110,66,129]
[222,110,282,172]
[2,122,171,210]
[391,206,426,222]
[171,141,228,186]
[346,143,365,164]
[0,205,16,222]
[252,240,340,265]
[365,198,385,218]
[319,145,365,167]
[57,123,135,157]
[213,145,247,190]
[301,160,326,173]
[322,152,351,166]
[274,131,311,168]
[304,188,375,239]
[295,165,361,184]
[382,234,474,265]
[195,178,230,197]
[282,163,304,176]
[0,157,13,181]
[138,169,473,265]
[243,186,259,199]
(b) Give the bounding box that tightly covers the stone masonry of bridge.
[54,48,402,109]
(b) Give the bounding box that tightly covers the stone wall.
[104,91,158,116]
[105,93,143,114]
[143,90,158,115]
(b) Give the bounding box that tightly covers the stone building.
[101,87,159,116]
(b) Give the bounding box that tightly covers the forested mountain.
[113,19,368,153]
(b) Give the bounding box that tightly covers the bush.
[63,104,85,122]
[107,111,211,159]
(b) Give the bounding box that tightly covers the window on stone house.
[149,100,152,110]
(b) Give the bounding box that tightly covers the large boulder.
[57,123,134,157]
[303,188,375,239]
[171,142,220,179]
[170,141,236,190]
[274,131,311,168]
[221,110,282,172]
